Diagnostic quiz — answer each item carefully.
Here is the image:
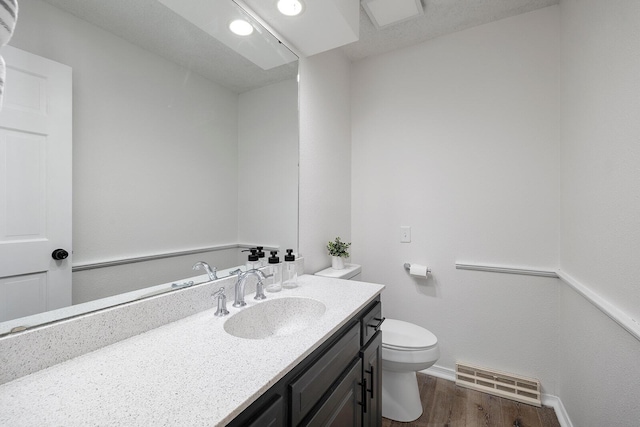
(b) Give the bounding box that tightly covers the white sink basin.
[224,297,326,339]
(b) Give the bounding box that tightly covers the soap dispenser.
[256,246,267,267]
[283,249,298,289]
[265,250,282,293]
[243,248,260,270]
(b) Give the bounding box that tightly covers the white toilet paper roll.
[409,264,429,278]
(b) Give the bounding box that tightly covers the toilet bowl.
[314,264,439,422]
[380,318,439,422]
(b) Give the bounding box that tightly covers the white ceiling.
[242,0,360,57]
[41,0,298,93]
[40,0,559,92]
[344,0,559,60]
[157,0,297,70]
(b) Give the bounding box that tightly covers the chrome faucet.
[193,261,218,281]
[233,269,268,308]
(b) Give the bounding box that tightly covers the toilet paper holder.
[404,263,431,273]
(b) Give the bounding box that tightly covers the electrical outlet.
[400,226,411,243]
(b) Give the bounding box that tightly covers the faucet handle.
[228,268,243,277]
[254,280,267,301]
[212,287,229,316]
[171,280,194,289]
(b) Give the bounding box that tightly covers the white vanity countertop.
[0,275,384,426]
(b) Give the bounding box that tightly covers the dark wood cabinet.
[302,359,363,427]
[242,395,285,427]
[228,297,382,427]
[291,323,361,425]
[360,301,382,346]
[360,331,382,427]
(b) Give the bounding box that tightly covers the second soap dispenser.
[265,250,282,293]
[256,246,267,267]
[283,249,298,289]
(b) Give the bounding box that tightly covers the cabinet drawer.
[360,301,383,346]
[290,322,360,426]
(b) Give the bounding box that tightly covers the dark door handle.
[358,378,368,413]
[52,249,69,260]
[367,317,385,331]
[365,366,375,399]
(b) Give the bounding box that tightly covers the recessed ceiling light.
[229,19,254,36]
[277,0,304,17]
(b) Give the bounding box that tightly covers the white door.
[0,45,72,322]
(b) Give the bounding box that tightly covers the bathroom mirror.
[0,0,298,334]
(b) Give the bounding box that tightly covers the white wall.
[559,0,640,323]
[557,286,640,426]
[558,0,640,424]
[11,0,239,301]
[351,7,561,391]
[298,49,352,274]
[238,79,299,255]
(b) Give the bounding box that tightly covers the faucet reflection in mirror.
[193,261,218,281]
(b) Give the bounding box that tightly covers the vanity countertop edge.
[0,274,384,426]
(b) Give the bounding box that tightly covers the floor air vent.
[455,363,541,407]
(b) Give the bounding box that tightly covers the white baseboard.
[540,394,573,427]
[420,365,573,427]
[421,364,456,381]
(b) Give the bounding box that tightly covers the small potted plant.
[327,237,351,270]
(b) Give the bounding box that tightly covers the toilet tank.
[315,263,362,280]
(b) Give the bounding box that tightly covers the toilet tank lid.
[314,263,362,280]
[381,318,438,349]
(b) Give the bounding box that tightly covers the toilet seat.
[381,318,437,350]
[384,342,437,351]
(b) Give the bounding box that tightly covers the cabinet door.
[302,359,363,427]
[361,331,382,427]
[290,323,360,425]
[227,394,284,427]
[246,395,284,427]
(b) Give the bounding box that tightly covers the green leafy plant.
[327,237,351,258]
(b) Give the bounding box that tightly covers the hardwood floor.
[381,374,561,427]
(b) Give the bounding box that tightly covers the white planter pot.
[331,256,345,270]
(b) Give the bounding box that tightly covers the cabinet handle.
[365,366,375,399]
[358,378,368,413]
[367,317,385,331]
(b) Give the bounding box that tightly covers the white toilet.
[315,263,440,422]
[380,318,439,421]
